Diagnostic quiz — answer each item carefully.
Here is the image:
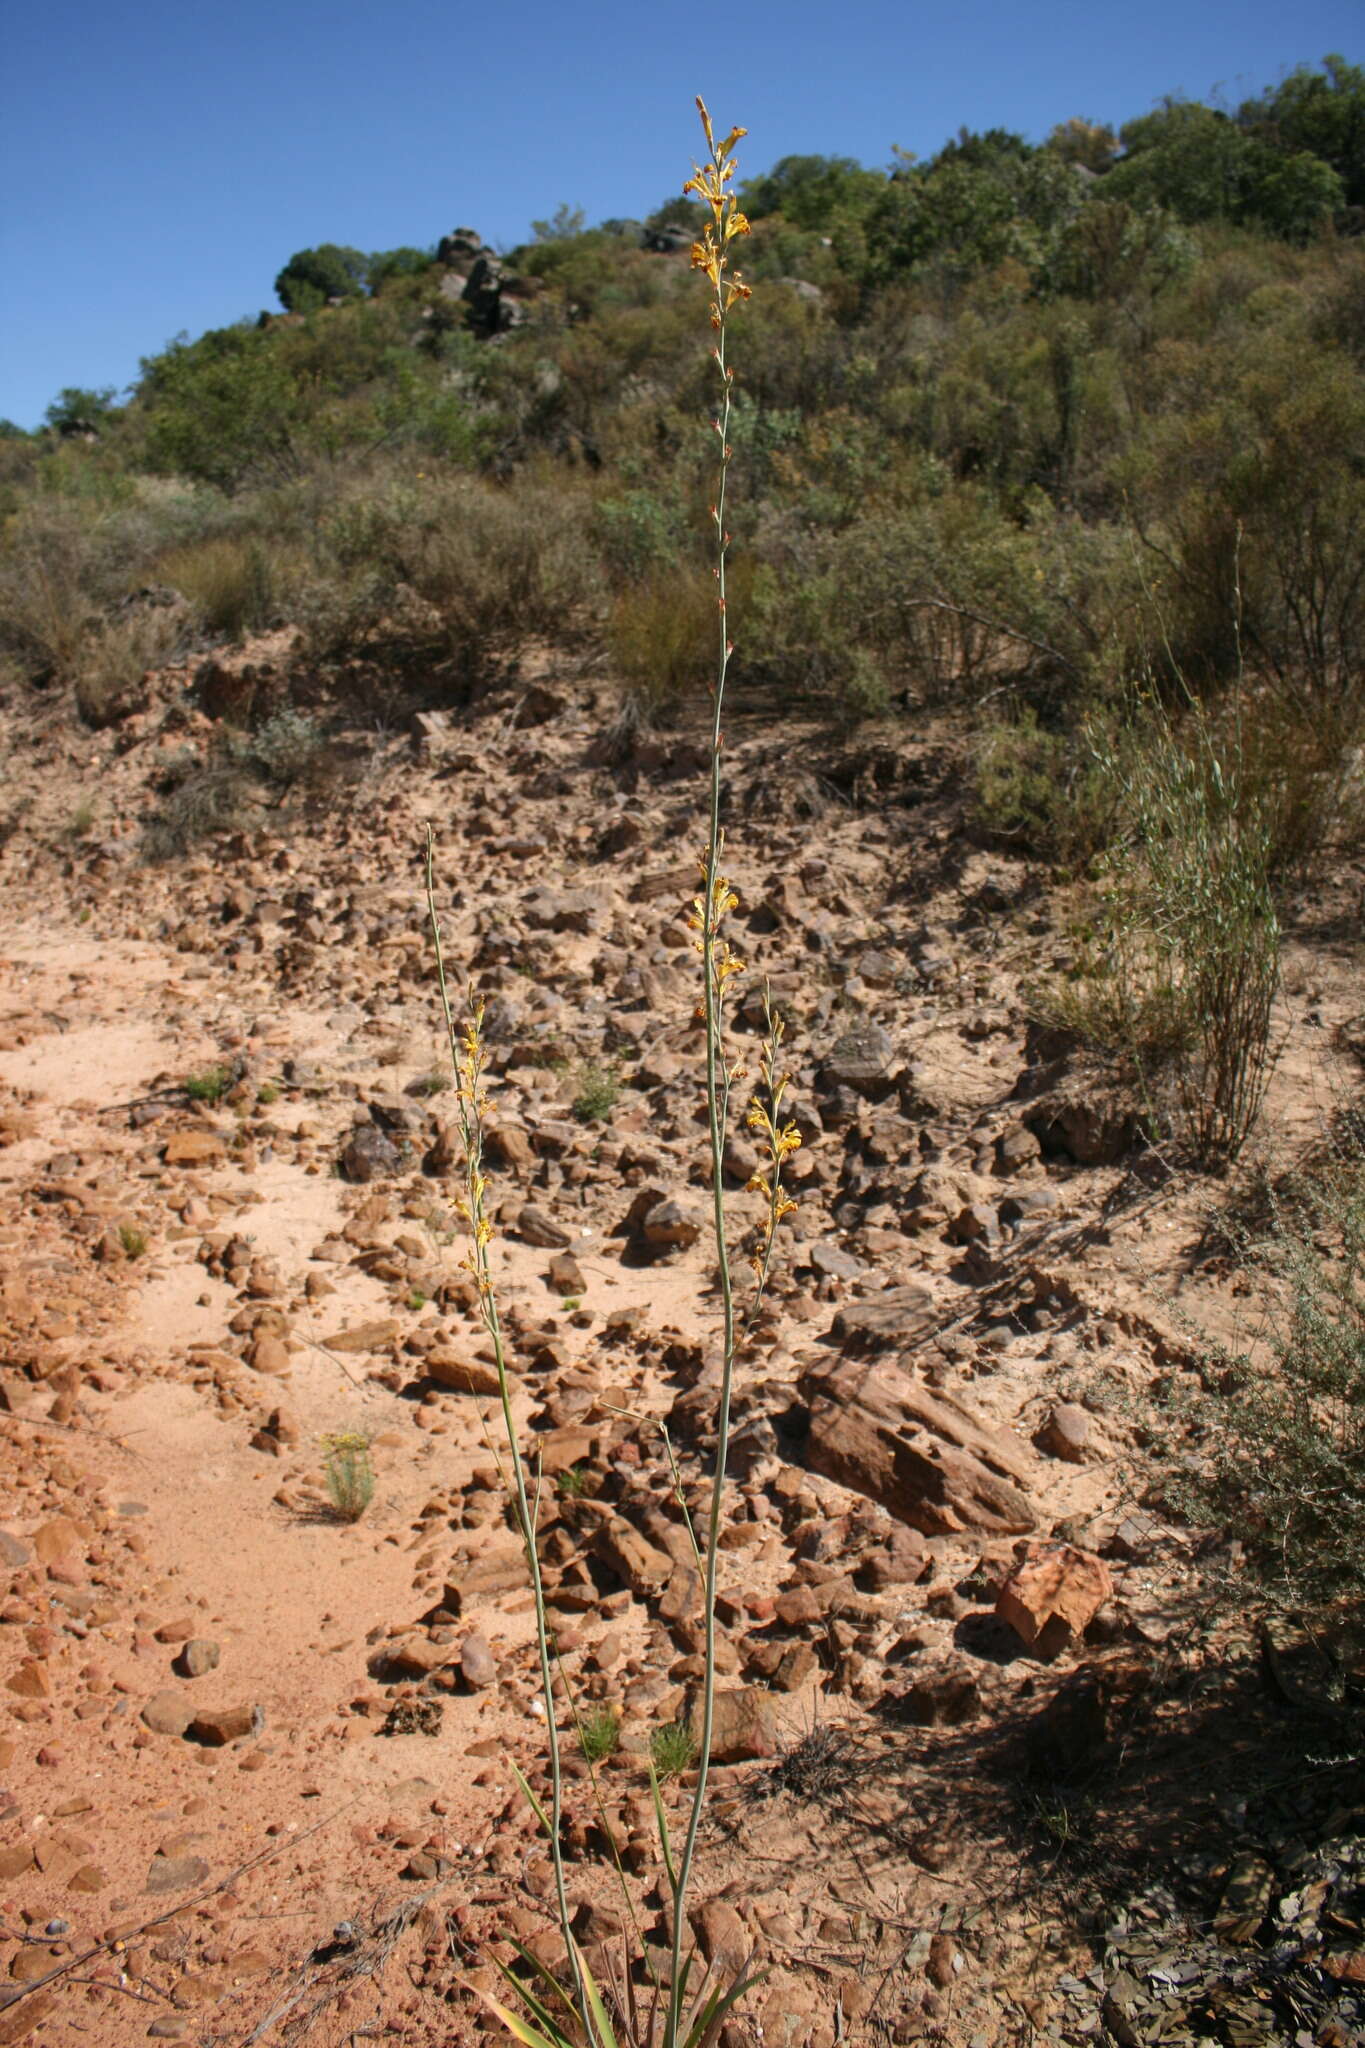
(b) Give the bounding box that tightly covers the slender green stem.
[667,295,739,2048]
[425,833,586,2026]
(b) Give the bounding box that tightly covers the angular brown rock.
[829,1287,938,1354]
[187,1702,264,1745]
[164,1131,226,1167]
[425,1351,506,1396]
[687,1685,780,1762]
[995,1542,1113,1655]
[800,1357,1036,1537]
[1038,1402,1092,1463]
[591,1514,673,1596]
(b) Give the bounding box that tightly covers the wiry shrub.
[972,708,1114,868]
[402,477,599,673]
[605,568,717,723]
[74,598,190,726]
[300,474,600,687]
[1210,687,1365,881]
[144,751,256,855]
[1037,695,1281,1163]
[1124,325,1365,703]
[1178,1153,1365,1620]
[143,711,336,856]
[155,534,303,639]
[0,500,105,686]
[746,484,1143,716]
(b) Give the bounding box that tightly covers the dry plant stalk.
[426,95,797,2048]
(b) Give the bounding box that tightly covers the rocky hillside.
[0,639,1362,2047]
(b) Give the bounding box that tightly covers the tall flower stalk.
[432,98,797,2048]
[665,95,765,2048]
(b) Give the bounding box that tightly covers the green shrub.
[139,326,311,491]
[591,488,687,583]
[248,709,330,789]
[44,386,122,434]
[571,1063,619,1123]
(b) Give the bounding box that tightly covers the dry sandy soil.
[0,648,1362,2048]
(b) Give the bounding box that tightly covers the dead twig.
[0,1798,359,2015]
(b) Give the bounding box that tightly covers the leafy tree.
[0,419,32,439]
[644,194,705,234]
[366,246,434,291]
[530,203,587,242]
[138,327,308,489]
[867,143,1084,282]
[931,127,1034,171]
[739,154,885,233]
[1240,54,1365,208]
[274,244,368,313]
[1039,196,1193,302]
[1046,117,1119,173]
[44,386,121,433]
[1109,100,1253,222]
[1250,148,1345,240]
[1109,97,1343,238]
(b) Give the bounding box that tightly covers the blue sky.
[1,0,1358,429]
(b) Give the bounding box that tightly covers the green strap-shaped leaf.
[648,1760,677,1889]
[510,1758,552,1838]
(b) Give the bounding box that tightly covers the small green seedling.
[118,1223,148,1259]
[578,1706,620,1764]
[184,1064,232,1104]
[409,1067,450,1098]
[650,1721,697,1780]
